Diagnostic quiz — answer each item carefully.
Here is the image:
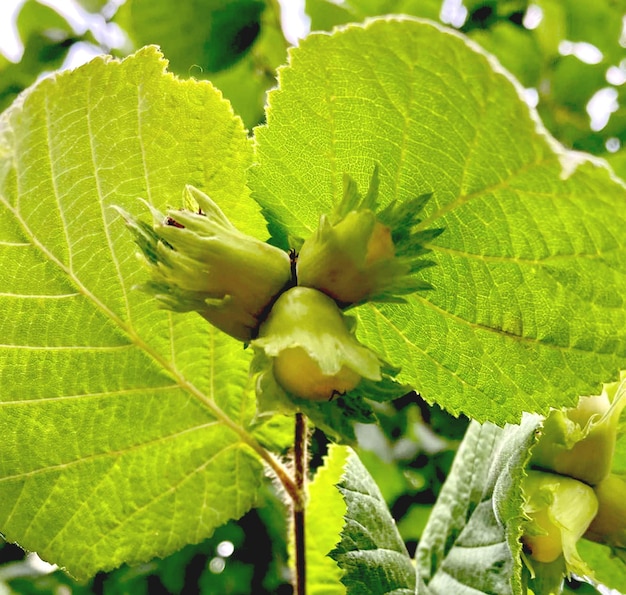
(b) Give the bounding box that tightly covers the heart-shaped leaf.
[251,17,626,424]
[0,47,279,579]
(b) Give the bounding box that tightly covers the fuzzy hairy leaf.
[251,17,626,425]
[0,47,277,579]
[306,0,442,31]
[415,416,541,595]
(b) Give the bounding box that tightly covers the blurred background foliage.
[0,0,624,593]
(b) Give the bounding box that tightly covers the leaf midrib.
[0,186,265,463]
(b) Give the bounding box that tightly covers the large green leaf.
[16,0,73,43]
[305,0,626,158]
[557,0,625,63]
[251,17,626,425]
[75,0,108,13]
[208,17,286,129]
[415,416,541,594]
[607,150,626,183]
[0,0,77,112]
[469,22,542,88]
[0,47,278,579]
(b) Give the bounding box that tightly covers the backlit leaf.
[251,17,626,425]
[0,47,274,579]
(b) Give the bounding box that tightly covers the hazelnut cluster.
[118,168,438,405]
[521,373,626,580]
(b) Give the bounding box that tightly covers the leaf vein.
[365,305,493,400]
[86,77,132,324]
[0,241,29,247]
[44,86,73,271]
[0,384,179,405]
[417,156,560,228]
[0,420,222,485]
[0,344,133,351]
[429,243,614,264]
[74,441,243,566]
[0,292,80,299]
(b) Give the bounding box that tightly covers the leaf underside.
[415,415,541,595]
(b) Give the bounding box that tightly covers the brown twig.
[293,412,307,595]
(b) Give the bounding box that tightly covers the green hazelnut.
[296,168,441,307]
[584,473,626,548]
[531,377,626,486]
[521,470,598,570]
[273,346,362,401]
[253,287,382,401]
[116,185,291,341]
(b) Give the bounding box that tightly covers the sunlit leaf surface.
[252,17,626,424]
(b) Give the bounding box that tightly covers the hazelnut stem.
[294,412,308,595]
